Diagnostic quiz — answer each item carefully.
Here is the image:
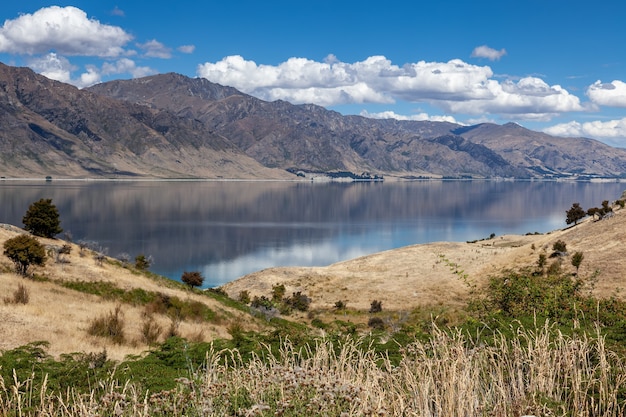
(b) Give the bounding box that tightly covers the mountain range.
[1,62,626,180]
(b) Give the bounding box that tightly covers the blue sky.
[1,1,626,147]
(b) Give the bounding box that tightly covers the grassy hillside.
[0,224,270,360]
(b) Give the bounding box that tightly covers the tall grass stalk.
[1,322,625,416]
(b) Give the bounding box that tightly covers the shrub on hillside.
[134,254,152,270]
[552,240,567,253]
[3,234,46,276]
[284,291,311,312]
[238,290,251,304]
[368,316,385,330]
[3,283,29,304]
[181,271,204,288]
[87,305,125,345]
[369,300,383,313]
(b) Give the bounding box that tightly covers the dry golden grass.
[223,206,626,313]
[0,224,266,361]
[2,322,624,416]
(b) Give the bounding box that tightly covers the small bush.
[334,300,347,310]
[181,271,204,288]
[552,240,567,253]
[4,283,30,304]
[547,260,562,276]
[141,316,162,345]
[3,234,46,276]
[134,254,152,270]
[87,305,125,345]
[284,292,311,312]
[368,316,385,330]
[271,284,286,302]
[238,290,251,304]
[369,300,383,313]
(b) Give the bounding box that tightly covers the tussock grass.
[1,322,625,416]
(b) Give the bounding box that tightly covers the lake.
[1,180,624,287]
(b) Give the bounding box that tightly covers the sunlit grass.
[2,321,625,416]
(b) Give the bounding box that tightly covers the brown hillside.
[223,205,626,312]
[0,224,266,360]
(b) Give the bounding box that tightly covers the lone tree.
[181,271,204,288]
[571,251,584,275]
[3,234,46,276]
[134,254,152,271]
[22,198,62,238]
[566,202,586,225]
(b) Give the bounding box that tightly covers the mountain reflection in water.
[1,180,624,287]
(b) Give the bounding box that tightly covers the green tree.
[3,234,46,276]
[571,251,584,275]
[22,198,63,238]
[181,271,204,288]
[565,202,586,225]
[134,254,152,270]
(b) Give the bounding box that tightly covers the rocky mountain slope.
[0,63,288,179]
[88,72,626,179]
[1,61,626,179]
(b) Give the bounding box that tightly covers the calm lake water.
[1,180,624,287]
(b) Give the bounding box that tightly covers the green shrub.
[552,240,567,252]
[3,234,46,276]
[284,291,311,312]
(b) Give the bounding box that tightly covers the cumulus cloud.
[0,6,132,57]
[544,118,626,146]
[440,77,584,119]
[587,80,626,107]
[197,55,583,119]
[471,45,507,61]
[138,39,172,59]
[27,52,101,88]
[360,110,459,124]
[178,44,195,54]
[102,58,156,79]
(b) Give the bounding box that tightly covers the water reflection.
[0,180,623,287]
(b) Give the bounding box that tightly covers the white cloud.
[138,39,171,59]
[587,80,626,107]
[0,6,132,57]
[471,45,507,61]
[197,55,583,119]
[440,77,584,119]
[28,53,74,84]
[178,44,195,54]
[544,118,626,146]
[102,58,156,78]
[360,110,459,124]
[27,53,101,88]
